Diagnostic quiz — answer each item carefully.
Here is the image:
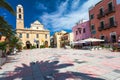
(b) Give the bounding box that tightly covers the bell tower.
[16,4,24,29]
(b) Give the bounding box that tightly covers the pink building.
[72,21,91,42]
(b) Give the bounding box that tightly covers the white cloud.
[71,0,80,10]
[35,2,47,10]
[40,0,101,32]
[58,0,69,14]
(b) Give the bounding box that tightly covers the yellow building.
[60,32,74,47]
[16,4,50,48]
[53,30,66,48]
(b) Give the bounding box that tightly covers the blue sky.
[0,0,101,35]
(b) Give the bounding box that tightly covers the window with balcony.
[90,14,94,20]
[100,21,105,29]
[26,33,29,38]
[109,17,115,26]
[100,8,104,15]
[98,8,105,19]
[108,2,113,11]
[91,25,96,34]
[105,2,115,15]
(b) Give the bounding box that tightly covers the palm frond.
[0,0,15,15]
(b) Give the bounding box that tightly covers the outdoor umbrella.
[72,40,86,44]
[82,38,104,47]
[83,38,104,42]
[77,40,86,43]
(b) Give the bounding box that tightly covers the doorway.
[26,41,31,49]
[111,35,117,43]
[36,40,39,48]
[45,41,48,47]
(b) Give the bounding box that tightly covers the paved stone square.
[0,48,120,80]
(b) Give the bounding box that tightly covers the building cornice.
[16,29,49,32]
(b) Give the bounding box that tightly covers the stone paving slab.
[0,48,120,80]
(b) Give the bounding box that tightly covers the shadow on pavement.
[0,60,105,80]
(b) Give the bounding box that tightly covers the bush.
[100,44,104,48]
[16,44,22,51]
[40,45,45,48]
[23,46,27,49]
[0,42,7,57]
[31,45,36,49]
[112,47,117,51]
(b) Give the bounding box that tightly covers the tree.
[0,24,15,54]
[0,0,15,33]
[0,0,15,15]
[9,36,23,52]
[0,0,15,39]
[0,41,7,57]
[0,0,16,56]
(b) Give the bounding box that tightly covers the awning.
[82,38,104,42]
[72,40,86,44]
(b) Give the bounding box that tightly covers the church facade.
[16,4,50,48]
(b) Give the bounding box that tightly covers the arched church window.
[45,34,47,39]
[19,8,21,12]
[19,14,22,19]
[19,33,22,38]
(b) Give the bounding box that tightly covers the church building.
[16,4,50,48]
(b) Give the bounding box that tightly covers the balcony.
[98,26,104,31]
[104,21,117,29]
[105,7,115,15]
[103,24,110,30]
[109,21,117,27]
[97,13,105,19]
[98,21,117,31]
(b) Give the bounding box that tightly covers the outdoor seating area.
[72,38,120,52]
[0,50,7,66]
[82,46,103,50]
[72,38,105,50]
[64,45,71,49]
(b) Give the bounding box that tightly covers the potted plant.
[112,47,118,52]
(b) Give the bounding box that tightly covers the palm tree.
[0,0,15,15]
[0,0,15,38]
[9,36,23,52]
[0,0,16,56]
[0,0,15,32]
[0,41,7,57]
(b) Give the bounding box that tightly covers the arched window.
[19,33,22,38]
[19,8,21,12]
[45,34,47,39]
[19,14,22,19]
[36,34,39,38]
